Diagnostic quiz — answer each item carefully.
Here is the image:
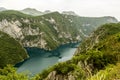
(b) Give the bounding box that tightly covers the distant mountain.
[0,10,118,50]
[21,8,52,16]
[44,10,51,14]
[20,8,43,16]
[63,14,118,38]
[62,11,78,16]
[0,31,28,67]
[0,7,7,11]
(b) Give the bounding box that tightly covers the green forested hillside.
[0,65,28,80]
[36,23,120,80]
[0,10,117,50]
[0,31,28,68]
[64,15,118,35]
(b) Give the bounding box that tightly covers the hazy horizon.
[0,0,120,21]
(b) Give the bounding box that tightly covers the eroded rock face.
[45,71,57,80]
[0,19,22,38]
[0,19,48,49]
[45,71,75,80]
[68,75,75,80]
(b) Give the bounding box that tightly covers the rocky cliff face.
[0,10,118,50]
[44,71,75,80]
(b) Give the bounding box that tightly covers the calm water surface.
[17,43,79,76]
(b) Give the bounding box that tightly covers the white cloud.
[0,0,120,20]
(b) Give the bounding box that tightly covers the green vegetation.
[87,63,120,80]
[0,65,28,80]
[0,10,32,21]
[73,23,120,79]
[0,31,28,68]
[0,10,117,50]
[35,23,120,80]
[63,15,118,35]
[34,62,86,80]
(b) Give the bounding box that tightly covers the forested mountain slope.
[0,10,117,50]
[37,23,120,80]
[0,31,28,68]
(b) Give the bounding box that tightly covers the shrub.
[0,65,28,80]
[53,62,76,75]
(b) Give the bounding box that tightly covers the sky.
[0,0,120,20]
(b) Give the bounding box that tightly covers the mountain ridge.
[0,10,117,50]
[0,7,7,11]
[0,7,119,19]
[20,8,43,16]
